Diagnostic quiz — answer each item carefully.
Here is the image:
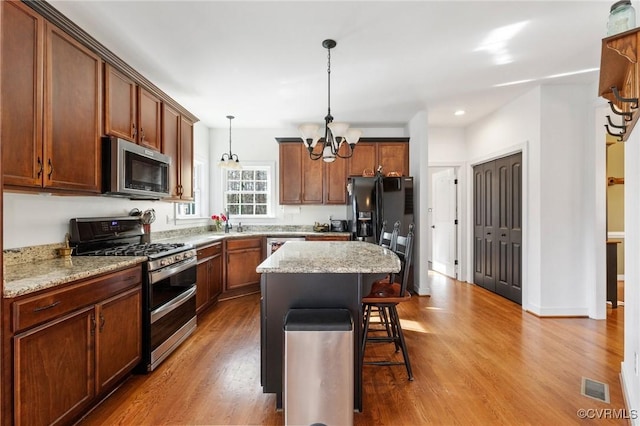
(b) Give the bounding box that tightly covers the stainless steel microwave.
[102,137,171,199]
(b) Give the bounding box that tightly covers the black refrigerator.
[347,176,414,243]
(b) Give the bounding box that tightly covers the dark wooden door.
[473,161,496,292]
[494,155,522,304]
[473,152,522,304]
[162,103,181,199]
[279,143,302,204]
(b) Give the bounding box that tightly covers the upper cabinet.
[2,1,101,194]
[162,103,194,201]
[278,141,346,205]
[105,64,162,151]
[347,138,409,177]
[599,28,640,142]
[278,138,410,205]
[2,0,198,196]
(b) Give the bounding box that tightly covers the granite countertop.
[158,230,351,247]
[256,241,401,274]
[4,256,146,298]
[3,229,352,298]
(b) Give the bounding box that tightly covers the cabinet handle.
[132,123,137,138]
[140,128,145,142]
[47,159,53,179]
[37,157,43,178]
[33,301,60,312]
[99,312,105,332]
[91,314,96,336]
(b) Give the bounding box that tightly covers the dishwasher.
[266,237,305,256]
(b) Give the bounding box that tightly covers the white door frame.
[427,163,465,281]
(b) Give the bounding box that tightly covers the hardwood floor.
[78,272,626,425]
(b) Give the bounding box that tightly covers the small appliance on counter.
[330,219,347,232]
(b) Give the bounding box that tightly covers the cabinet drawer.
[226,238,263,251]
[305,234,351,241]
[12,266,142,333]
[197,242,222,260]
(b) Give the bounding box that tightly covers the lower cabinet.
[196,242,223,313]
[223,237,264,299]
[5,266,142,426]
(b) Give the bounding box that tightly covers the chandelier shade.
[218,115,242,169]
[298,39,361,162]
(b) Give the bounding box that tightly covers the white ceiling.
[48,0,611,130]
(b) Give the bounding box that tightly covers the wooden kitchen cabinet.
[278,141,348,205]
[104,64,162,151]
[224,237,264,298]
[1,1,102,194]
[347,138,410,177]
[196,242,223,313]
[163,103,194,200]
[3,266,142,426]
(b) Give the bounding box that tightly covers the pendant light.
[298,39,361,163]
[218,115,241,169]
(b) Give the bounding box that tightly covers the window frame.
[176,159,208,220]
[222,161,275,219]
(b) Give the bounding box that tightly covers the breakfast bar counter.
[256,241,400,412]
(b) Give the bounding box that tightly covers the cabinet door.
[163,103,181,199]
[14,306,95,426]
[196,259,210,313]
[279,143,302,204]
[348,142,376,176]
[378,143,409,176]
[226,248,262,291]
[44,23,101,193]
[96,287,141,394]
[210,253,223,300]
[104,64,136,141]
[137,87,161,151]
[301,153,323,204]
[180,116,194,200]
[324,143,348,204]
[1,0,43,188]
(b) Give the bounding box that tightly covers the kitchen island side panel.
[260,272,383,412]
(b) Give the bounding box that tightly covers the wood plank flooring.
[78,272,626,425]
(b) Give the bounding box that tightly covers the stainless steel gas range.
[70,216,197,372]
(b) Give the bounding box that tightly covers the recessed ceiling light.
[454,110,465,116]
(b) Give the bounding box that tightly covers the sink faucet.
[225,211,232,233]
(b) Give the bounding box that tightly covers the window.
[223,164,273,217]
[176,160,205,219]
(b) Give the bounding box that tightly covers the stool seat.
[364,282,411,302]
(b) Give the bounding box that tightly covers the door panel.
[431,168,457,278]
[473,152,522,303]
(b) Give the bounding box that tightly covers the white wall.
[464,83,602,317]
[408,111,429,295]
[623,121,640,423]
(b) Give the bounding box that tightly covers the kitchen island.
[256,240,400,412]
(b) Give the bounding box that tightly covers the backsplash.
[3,224,319,266]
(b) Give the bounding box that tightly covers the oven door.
[146,256,197,371]
[148,256,197,310]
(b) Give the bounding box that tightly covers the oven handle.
[149,256,197,284]
[151,285,196,323]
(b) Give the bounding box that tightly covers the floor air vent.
[581,377,610,403]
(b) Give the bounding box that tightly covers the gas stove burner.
[85,242,188,257]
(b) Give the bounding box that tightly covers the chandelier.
[218,115,241,169]
[298,39,361,163]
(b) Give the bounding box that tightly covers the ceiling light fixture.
[298,39,361,163]
[218,115,241,169]
[454,110,466,116]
